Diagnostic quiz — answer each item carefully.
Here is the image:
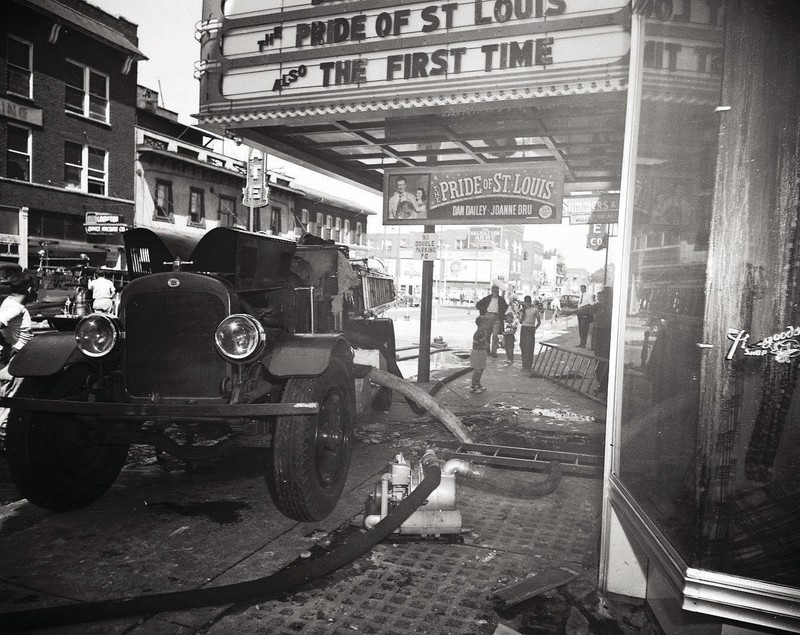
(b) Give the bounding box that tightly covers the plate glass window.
[7,37,32,98]
[64,60,109,123]
[7,125,31,181]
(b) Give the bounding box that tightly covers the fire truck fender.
[267,334,353,378]
[8,332,88,377]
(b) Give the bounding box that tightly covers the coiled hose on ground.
[0,455,443,633]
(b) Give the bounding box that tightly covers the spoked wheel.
[6,365,130,512]
[271,357,355,522]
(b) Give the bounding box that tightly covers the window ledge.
[609,477,800,631]
[152,215,175,224]
[64,110,111,129]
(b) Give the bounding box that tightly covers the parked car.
[0,261,22,297]
[560,294,580,310]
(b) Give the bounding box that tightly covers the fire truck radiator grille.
[124,291,227,399]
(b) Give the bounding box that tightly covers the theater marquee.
[199,0,630,114]
[383,163,564,226]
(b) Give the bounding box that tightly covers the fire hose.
[347,332,469,416]
[0,454,443,633]
[366,367,473,443]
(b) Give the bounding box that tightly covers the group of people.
[470,284,543,392]
[469,283,613,397]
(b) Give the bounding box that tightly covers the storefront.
[603,1,800,631]
[196,0,800,631]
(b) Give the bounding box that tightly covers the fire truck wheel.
[271,357,354,522]
[5,366,129,512]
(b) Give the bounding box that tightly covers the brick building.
[1,0,145,268]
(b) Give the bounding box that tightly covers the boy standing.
[502,312,518,363]
[519,295,542,371]
[470,315,489,393]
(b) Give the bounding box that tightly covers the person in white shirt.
[476,285,508,356]
[88,270,116,313]
[0,270,37,442]
[388,176,417,219]
[577,284,593,347]
[549,294,562,326]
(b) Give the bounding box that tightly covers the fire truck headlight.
[215,314,265,362]
[75,314,123,358]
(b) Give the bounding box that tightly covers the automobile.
[0,261,22,297]
[560,294,581,310]
[2,227,396,522]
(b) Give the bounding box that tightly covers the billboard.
[383,163,563,226]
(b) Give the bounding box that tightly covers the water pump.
[363,451,476,536]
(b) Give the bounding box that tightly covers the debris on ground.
[491,568,580,610]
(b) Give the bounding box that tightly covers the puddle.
[147,500,250,525]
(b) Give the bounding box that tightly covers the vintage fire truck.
[3,227,396,522]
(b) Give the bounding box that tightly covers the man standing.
[88,269,116,313]
[565,286,613,396]
[519,295,542,371]
[577,284,593,347]
[0,270,36,444]
[476,284,508,356]
[388,176,415,219]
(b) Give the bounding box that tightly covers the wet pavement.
[0,321,657,634]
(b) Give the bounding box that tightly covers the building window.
[7,125,31,181]
[64,141,107,195]
[335,217,342,230]
[7,36,32,99]
[326,215,333,228]
[154,180,173,220]
[316,212,324,227]
[219,195,238,227]
[188,188,205,226]
[356,222,362,235]
[64,60,109,123]
[300,208,310,225]
[270,207,282,234]
[344,219,351,233]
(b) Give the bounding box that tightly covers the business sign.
[411,232,438,260]
[586,223,608,251]
[468,227,502,249]
[84,213,129,235]
[242,151,270,208]
[564,192,620,224]
[0,97,42,127]
[384,163,563,226]
[199,0,630,114]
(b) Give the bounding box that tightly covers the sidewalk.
[0,319,655,634]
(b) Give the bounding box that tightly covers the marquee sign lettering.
[383,163,563,226]
[211,0,630,105]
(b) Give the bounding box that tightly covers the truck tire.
[5,366,129,512]
[271,357,354,522]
